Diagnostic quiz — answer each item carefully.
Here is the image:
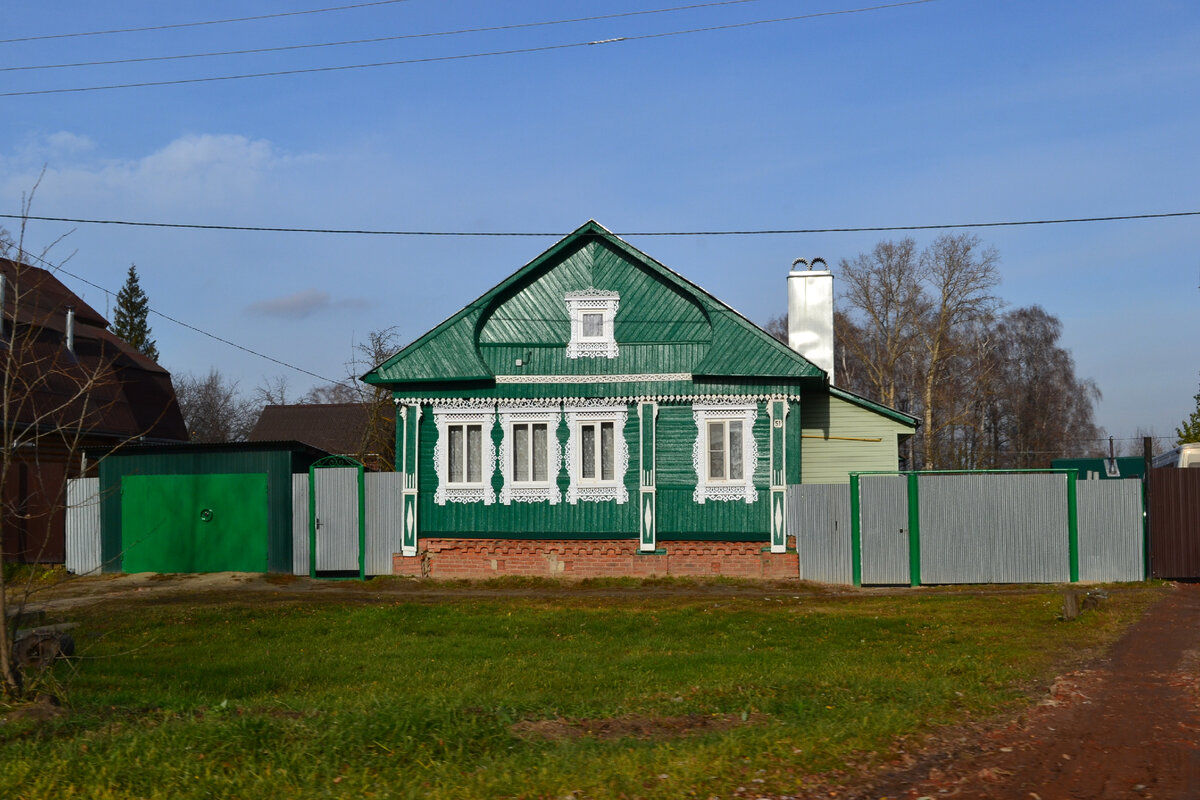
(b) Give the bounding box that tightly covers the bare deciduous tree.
[767,236,1103,470]
[174,369,257,443]
[918,234,1001,468]
[1,218,124,697]
[839,238,928,410]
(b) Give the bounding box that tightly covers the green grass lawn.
[0,581,1162,799]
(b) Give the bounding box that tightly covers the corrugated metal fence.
[67,472,1144,583]
[65,477,102,575]
[790,474,1144,585]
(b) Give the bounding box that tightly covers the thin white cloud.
[247,289,369,319]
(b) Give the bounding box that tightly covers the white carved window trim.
[565,289,619,359]
[564,404,629,504]
[432,406,496,505]
[498,406,562,505]
[693,403,759,504]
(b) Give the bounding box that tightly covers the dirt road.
[847,582,1200,800]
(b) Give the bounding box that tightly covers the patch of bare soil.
[826,582,1200,800]
[511,712,771,741]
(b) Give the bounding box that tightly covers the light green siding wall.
[800,392,911,484]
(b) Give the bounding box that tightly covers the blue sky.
[1,0,1197,451]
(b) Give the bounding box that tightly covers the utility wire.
[0,0,937,97]
[18,249,343,385]
[1,0,770,73]
[3,210,1197,238]
[0,0,413,45]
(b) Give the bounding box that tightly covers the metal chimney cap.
[790,257,829,272]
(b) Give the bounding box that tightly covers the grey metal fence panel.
[314,467,360,571]
[860,475,910,585]
[365,473,404,576]
[65,477,101,575]
[292,474,309,575]
[1077,480,1144,582]
[919,474,1069,584]
[790,484,852,584]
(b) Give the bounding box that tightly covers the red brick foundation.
[391,538,798,580]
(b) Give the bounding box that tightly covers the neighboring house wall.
[801,392,911,484]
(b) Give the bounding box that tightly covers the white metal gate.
[860,475,910,585]
[313,464,361,573]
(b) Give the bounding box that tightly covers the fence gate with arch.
[308,456,365,578]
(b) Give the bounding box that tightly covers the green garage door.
[121,473,269,573]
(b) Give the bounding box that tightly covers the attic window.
[565,289,619,359]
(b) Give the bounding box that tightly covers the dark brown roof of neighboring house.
[248,403,377,456]
[0,257,188,443]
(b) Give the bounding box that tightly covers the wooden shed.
[363,221,916,579]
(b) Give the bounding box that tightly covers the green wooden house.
[363,221,915,578]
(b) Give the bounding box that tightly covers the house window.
[565,289,619,359]
[447,423,484,484]
[693,404,758,504]
[579,420,615,482]
[564,405,629,503]
[498,406,561,504]
[433,407,496,505]
[706,419,745,482]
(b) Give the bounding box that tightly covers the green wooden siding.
[416,406,641,539]
[800,392,913,484]
[650,402,772,541]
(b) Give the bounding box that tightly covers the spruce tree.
[1176,372,1200,444]
[112,264,159,362]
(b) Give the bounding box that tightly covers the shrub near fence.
[789,472,1144,586]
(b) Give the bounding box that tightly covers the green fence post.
[1066,470,1079,582]
[849,473,862,587]
[907,472,921,587]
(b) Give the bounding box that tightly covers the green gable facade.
[365,222,914,573]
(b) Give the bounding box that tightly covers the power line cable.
[17,248,343,385]
[1,0,770,73]
[0,0,413,45]
[3,210,1197,238]
[0,0,937,97]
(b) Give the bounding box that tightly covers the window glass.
[532,423,548,481]
[708,421,725,480]
[448,425,463,483]
[582,312,604,338]
[601,422,614,481]
[466,424,482,483]
[513,424,529,482]
[581,424,596,479]
[729,421,744,481]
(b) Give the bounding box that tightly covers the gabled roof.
[829,386,919,429]
[0,257,187,442]
[248,402,383,456]
[363,220,824,386]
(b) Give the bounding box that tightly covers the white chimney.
[66,307,75,355]
[787,258,834,384]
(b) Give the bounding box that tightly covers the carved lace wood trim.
[692,403,759,504]
[391,394,798,407]
[497,406,562,505]
[564,404,629,504]
[494,373,691,384]
[432,406,496,506]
